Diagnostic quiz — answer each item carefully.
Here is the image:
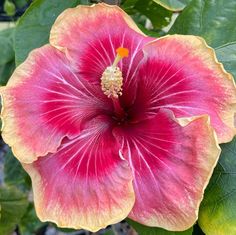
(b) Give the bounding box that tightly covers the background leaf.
[0,28,14,66]
[0,28,15,85]
[170,0,236,48]
[15,0,30,8]
[4,0,16,16]
[4,149,31,191]
[19,203,46,235]
[215,43,236,79]
[134,0,172,29]
[0,186,28,235]
[122,0,172,36]
[127,219,193,235]
[15,0,81,65]
[153,0,191,11]
[0,60,15,86]
[198,138,236,235]
[121,0,139,11]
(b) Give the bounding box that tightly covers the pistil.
[101,47,129,99]
[101,47,129,118]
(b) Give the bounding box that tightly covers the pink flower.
[1,3,236,232]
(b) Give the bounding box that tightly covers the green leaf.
[136,23,164,37]
[121,0,139,12]
[198,138,236,235]
[79,0,91,4]
[4,149,31,191]
[15,0,29,8]
[122,0,172,32]
[4,0,16,16]
[127,219,193,235]
[0,186,28,235]
[153,0,191,11]
[169,0,236,48]
[103,230,115,235]
[0,60,15,86]
[134,0,172,30]
[0,28,15,66]
[0,28,15,85]
[215,43,236,79]
[15,0,81,65]
[19,203,46,235]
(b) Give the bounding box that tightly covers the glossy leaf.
[19,203,46,235]
[122,0,172,33]
[170,0,236,48]
[0,60,15,86]
[0,28,14,66]
[0,28,15,86]
[121,0,139,12]
[15,0,29,8]
[15,0,80,65]
[215,44,236,79]
[79,0,91,4]
[199,138,236,235]
[127,219,193,235]
[0,186,28,235]
[4,149,31,191]
[153,0,191,11]
[103,231,115,235]
[4,0,16,16]
[134,0,172,29]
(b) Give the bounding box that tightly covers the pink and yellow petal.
[114,110,220,231]
[0,44,110,163]
[23,117,135,231]
[130,35,236,143]
[50,3,146,55]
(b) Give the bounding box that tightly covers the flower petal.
[50,3,152,107]
[114,109,220,231]
[23,116,134,232]
[1,44,111,163]
[129,35,236,143]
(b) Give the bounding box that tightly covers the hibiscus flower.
[1,3,236,232]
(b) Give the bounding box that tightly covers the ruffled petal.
[50,3,152,107]
[129,35,236,143]
[114,109,220,231]
[1,45,111,163]
[23,116,134,232]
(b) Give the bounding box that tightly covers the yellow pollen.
[101,66,123,98]
[101,47,129,99]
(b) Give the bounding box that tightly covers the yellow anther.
[101,66,123,99]
[101,47,129,99]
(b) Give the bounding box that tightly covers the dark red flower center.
[111,98,131,125]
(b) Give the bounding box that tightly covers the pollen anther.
[101,66,123,98]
